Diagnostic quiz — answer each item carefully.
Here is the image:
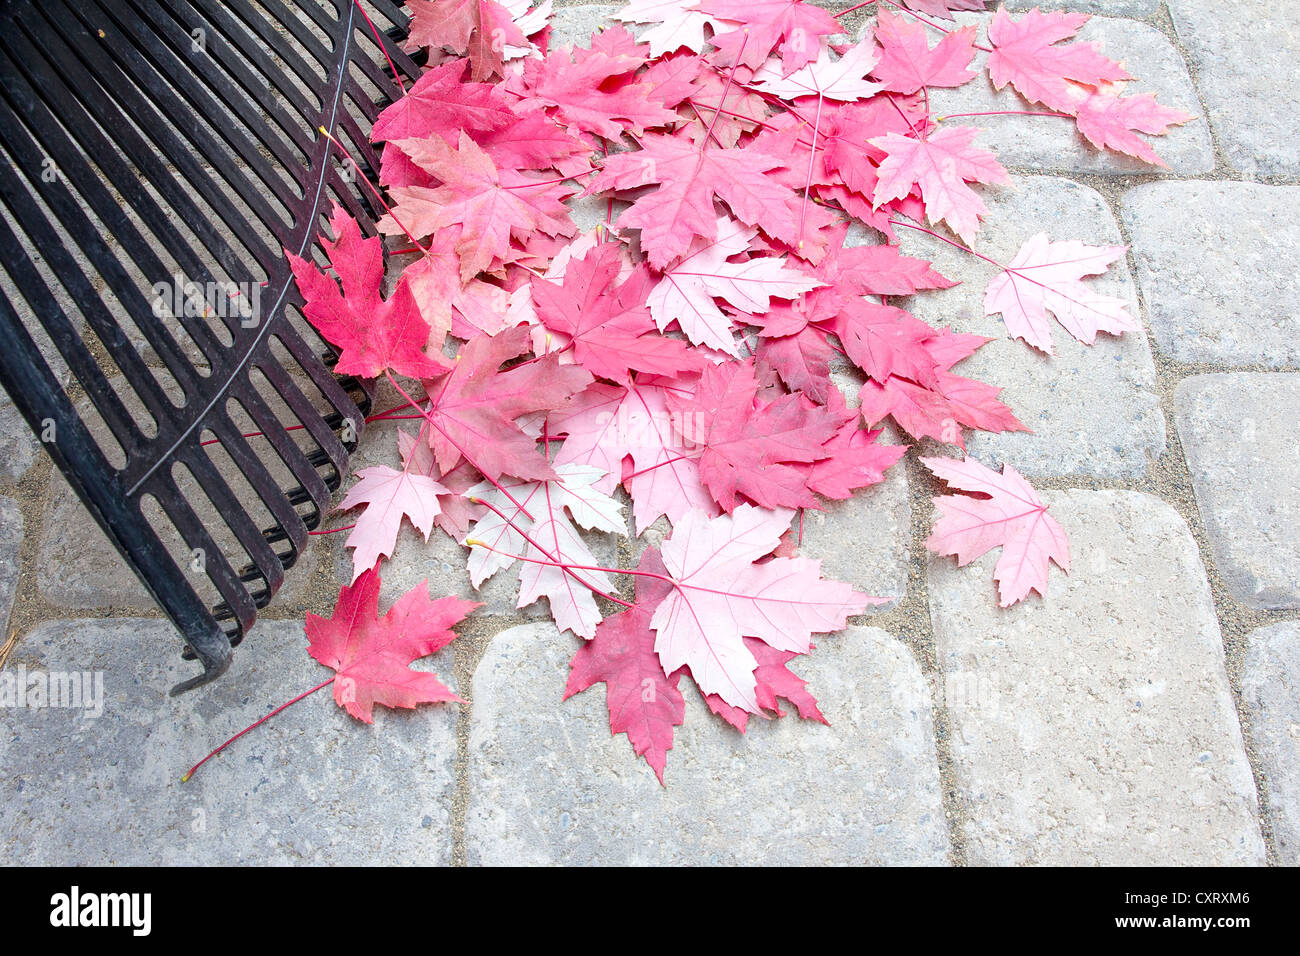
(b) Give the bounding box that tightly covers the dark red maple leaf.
[564,548,685,784]
[285,203,449,380]
[306,568,480,723]
[530,243,707,383]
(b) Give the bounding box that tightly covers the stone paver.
[928,488,1265,865]
[1123,182,1300,368]
[0,496,19,633]
[1169,1,1300,178]
[1005,0,1162,16]
[550,4,620,48]
[1175,373,1300,610]
[0,619,458,864]
[0,394,37,482]
[897,175,1164,480]
[860,13,1213,175]
[1241,622,1300,865]
[466,622,950,865]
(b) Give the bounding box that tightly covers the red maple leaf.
[370,60,517,145]
[668,359,839,511]
[530,243,707,383]
[404,0,525,81]
[871,9,977,95]
[564,548,685,784]
[306,568,480,723]
[285,203,449,380]
[422,326,592,481]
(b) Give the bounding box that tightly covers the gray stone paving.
[1175,373,1300,610]
[0,619,458,865]
[898,175,1165,480]
[0,396,36,482]
[1123,182,1300,367]
[1241,622,1300,865]
[1168,0,1300,178]
[465,622,949,865]
[929,489,1265,865]
[0,496,19,635]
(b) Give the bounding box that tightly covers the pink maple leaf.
[701,0,842,73]
[339,463,450,583]
[1073,92,1194,167]
[870,126,1010,245]
[871,9,977,95]
[380,132,575,281]
[586,133,799,269]
[651,504,879,711]
[986,7,1131,114]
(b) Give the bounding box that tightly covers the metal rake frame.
[0,0,420,692]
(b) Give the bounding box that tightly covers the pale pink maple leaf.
[748,40,883,102]
[339,465,449,583]
[922,455,1069,607]
[651,505,879,711]
[647,215,823,355]
[983,232,1138,354]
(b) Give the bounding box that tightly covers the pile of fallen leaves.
[203,1,1190,784]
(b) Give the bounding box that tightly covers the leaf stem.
[181,677,334,782]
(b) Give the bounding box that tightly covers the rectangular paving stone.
[466,622,950,865]
[1175,373,1300,610]
[861,13,1213,175]
[795,399,911,608]
[0,619,458,864]
[1241,622,1300,865]
[1123,182,1300,368]
[896,175,1165,480]
[0,496,19,634]
[1169,1,1300,177]
[1004,0,1162,16]
[928,488,1265,865]
[0,394,38,482]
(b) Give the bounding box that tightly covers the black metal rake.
[0,0,419,692]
